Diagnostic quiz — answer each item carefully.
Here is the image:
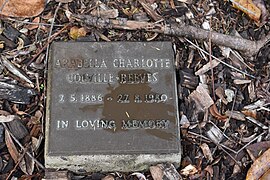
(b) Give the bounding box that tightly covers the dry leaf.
[189,84,214,111]
[195,59,220,76]
[31,110,43,124]
[91,9,119,19]
[225,111,245,121]
[5,130,19,163]
[6,118,29,140]
[246,141,270,159]
[229,0,261,22]
[0,115,16,123]
[150,165,164,180]
[69,26,87,40]
[1,56,33,85]
[246,148,270,180]
[157,164,182,180]
[56,0,73,2]
[200,143,214,162]
[138,0,163,21]
[131,172,146,180]
[0,0,46,17]
[241,109,257,119]
[253,0,269,23]
[26,17,40,30]
[204,165,214,177]
[24,146,34,175]
[260,168,270,180]
[206,125,224,143]
[101,175,115,180]
[215,87,228,105]
[5,130,32,175]
[180,164,198,176]
[209,104,228,121]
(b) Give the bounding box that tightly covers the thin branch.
[209,18,216,101]
[184,38,256,79]
[26,23,69,66]
[45,2,62,66]
[2,123,45,169]
[6,144,29,180]
[73,14,269,57]
[6,18,64,27]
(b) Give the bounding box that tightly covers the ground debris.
[189,84,214,111]
[0,0,46,17]
[0,81,36,104]
[0,0,268,179]
[246,148,270,180]
[151,163,182,180]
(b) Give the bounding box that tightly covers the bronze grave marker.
[45,42,181,172]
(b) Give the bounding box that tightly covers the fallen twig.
[26,23,69,66]
[2,123,45,169]
[6,144,29,180]
[184,38,256,78]
[73,14,270,57]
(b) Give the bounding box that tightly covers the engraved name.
[66,72,159,84]
[55,58,171,69]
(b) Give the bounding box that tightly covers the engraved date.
[58,94,103,103]
[116,93,168,103]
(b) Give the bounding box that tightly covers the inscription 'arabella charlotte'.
[45,42,181,172]
[55,58,171,69]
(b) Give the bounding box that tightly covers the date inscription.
[58,93,168,104]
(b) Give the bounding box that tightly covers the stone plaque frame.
[45,42,181,172]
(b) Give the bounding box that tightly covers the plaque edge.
[44,41,182,164]
[45,152,181,172]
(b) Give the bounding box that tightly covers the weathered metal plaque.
[45,42,180,171]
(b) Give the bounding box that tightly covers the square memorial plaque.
[45,42,181,172]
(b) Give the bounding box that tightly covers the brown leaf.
[230,0,261,22]
[91,9,119,19]
[157,164,182,179]
[6,118,29,140]
[150,165,164,180]
[24,146,34,175]
[56,0,73,3]
[241,109,257,119]
[189,85,214,111]
[5,130,29,174]
[5,130,19,163]
[253,0,269,23]
[102,175,115,180]
[69,26,87,40]
[180,164,198,176]
[200,143,213,162]
[246,148,270,180]
[204,165,214,177]
[0,0,46,17]
[138,0,163,21]
[246,141,270,159]
[26,17,40,30]
[260,168,270,180]
[30,110,43,124]
[225,111,245,121]
[0,115,16,123]
[209,104,227,121]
